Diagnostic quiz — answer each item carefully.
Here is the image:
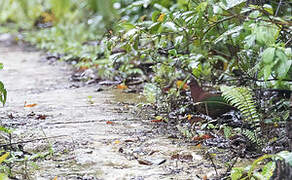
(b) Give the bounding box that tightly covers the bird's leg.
[204,102,209,117]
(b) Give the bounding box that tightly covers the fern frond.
[220,86,259,122]
[242,129,261,146]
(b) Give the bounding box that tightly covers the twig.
[207,152,218,176]
[275,0,283,16]
[221,156,238,178]
[0,135,68,148]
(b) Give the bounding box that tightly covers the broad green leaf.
[196,2,208,13]
[0,173,8,180]
[263,4,273,15]
[174,35,183,46]
[148,22,161,34]
[0,63,3,69]
[152,11,160,22]
[276,59,292,79]
[262,47,275,64]
[162,22,178,31]
[214,25,243,44]
[275,49,290,79]
[0,126,11,134]
[231,167,244,180]
[261,161,276,179]
[168,49,177,56]
[226,0,246,9]
[120,22,136,30]
[254,22,279,46]
[276,49,288,62]
[277,151,292,167]
[153,3,169,13]
[263,62,275,80]
[244,34,256,48]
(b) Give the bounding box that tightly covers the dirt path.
[0,43,218,179]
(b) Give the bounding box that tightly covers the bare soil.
[0,42,221,179]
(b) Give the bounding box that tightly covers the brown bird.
[189,77,234,118]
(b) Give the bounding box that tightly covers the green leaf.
[231,167,244,180]
[276,59,292,79]
[262,47,276,64]
[0,173,8,180]
[168,49,177,56]
[225,0,246,10]
[148,22,161,34]
[277,151,292,167]
[214,25,243,44]
[0,63,3,69]
[152,11,161,22]
[254,22,279,46]
[196,2,208,13]
[263,4,273,15]
[120,22,136,30]
[261,161,275,179]
[0,81,7,106]
[275,49,291,79]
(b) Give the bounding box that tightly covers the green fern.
[242,129,262,147]
[220,86,263,147]
[220,86,260,122]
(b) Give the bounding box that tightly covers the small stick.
[0,135,68,148]
[207,152,218,176]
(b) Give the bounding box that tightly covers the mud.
[0,43,224,179]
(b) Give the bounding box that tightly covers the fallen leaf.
[192,134,213,141]
[53,176,58,180]
[8,113,14,119]
[24,103,37,108]
[106,121,114,125]
[176,80,188,89]
[151,119,163,123]
[149,150,159,155]
[196,143,202,148]
[203,175,207,180]
[27,111,36,117]
[117,84,128,90]
[114,140,121,144]
[0,152,9,164]
[171,154,193,161]
[187,114,192,120]
[201,134,213,139]
[137,159,153,165]
[36,114,47,120]
[155,116,163,120]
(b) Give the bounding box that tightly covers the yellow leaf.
[157,13,166,22]
[176,80,188,89]
[53,176,58,180]
[155,116,163,120]
[0,152,9,164]
[187,114,192,120]
[114,140,121,144]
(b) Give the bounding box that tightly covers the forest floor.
[0,40,223,179]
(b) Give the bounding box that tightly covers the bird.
[189,77,234,118]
